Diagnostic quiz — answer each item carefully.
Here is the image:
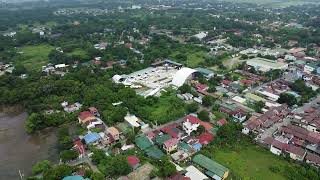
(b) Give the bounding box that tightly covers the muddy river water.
[0,112,58,179]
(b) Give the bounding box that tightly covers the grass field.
[170,50,207,68]
[143,93,186,124]
[67,48,90,60]
[16,44,54,71]
[186,51,207,68]
[208,143,293,180]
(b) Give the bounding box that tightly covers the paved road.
[68,156,98,172]
[292,95,320,114]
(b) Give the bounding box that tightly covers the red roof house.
[184,115,201,124]
[73,140,85,156]
[163,138,179,153]
[198,132,214,145]
[222,80,232,86]
[127,155,140,169]
[217,118,227,126]
[194,83,209,91]
[306,153,320,166]
[78,111,96,124]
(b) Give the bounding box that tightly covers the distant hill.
[218,0,320,7]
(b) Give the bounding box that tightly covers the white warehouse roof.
[171,67,197,87]
[185,165,208,180]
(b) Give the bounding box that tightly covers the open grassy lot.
[170,50,207,68]
[67,48,90,60]
[142,93,186,124]
[15,44,54,71]
[207,143,294,180]
[186,51,207,68]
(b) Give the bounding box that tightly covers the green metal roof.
[135,135,153,150]
[245,93,266,102]
[178,142,192,152]
[195,68,214,76]
[145,146,165,159]
[193,154,228,178]
[155,134,171,145]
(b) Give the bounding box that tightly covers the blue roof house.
[192,143,202,152]
[83,132,101,144]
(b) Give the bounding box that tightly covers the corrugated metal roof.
[83,132,101,144]
[155,134,171,145]
[145,146,165,159]
[193,154,228,178]
[135,135,153,150]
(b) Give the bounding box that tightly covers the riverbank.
[0,104,24,114]
[0,111,59,179]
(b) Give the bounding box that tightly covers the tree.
[104,155,131,177]
[277,93,297,107]
[178,84,191,94]
[198,110,210,122]
[197,125,206,135]
[157,158,176,177]
[215,122,243,147]
[32,160,51,175]
[103,106,127,125]
[91,149,107,165]
[253,101,265,113]
[58,136,73,151]
[43,164,73,180]
[90,172,105,180]
[13,64,27,75]
[60,150,78,162]
[202,95,213,107]
[207,85,216,93]
[186,102,199,113]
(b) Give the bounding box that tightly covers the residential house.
[73,139,85,157]
[306,153,320,166]
[198,132,214,145]
[78,111,96,124]
[244,104,289,133]
[163,138,179,153]
[161,123,183,139]
[83,132,101,145]
[263,137,289,156]
[127,155,140,169]
[107,127,120,141]
[286,145,306,161]
[216,118,227,127]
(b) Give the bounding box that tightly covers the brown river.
[0,112,58,179]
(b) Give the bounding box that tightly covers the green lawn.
[67,48,90,60]
[186,51,206,68]
[170,48,206,68]
[209,144,293,180]
[16,44,54,71]
[142,93,186,124]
